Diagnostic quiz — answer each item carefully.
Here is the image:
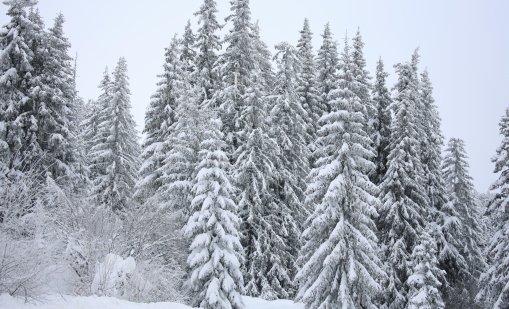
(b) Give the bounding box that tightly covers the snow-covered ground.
[0,294,304,309]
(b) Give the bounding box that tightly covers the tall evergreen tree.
[185,115,245,309]
[315,23,338,115]
[370,58,392,185]
[406,231,446,309]
[476,108,509,309]
[194,0,221,106]
[0,0,40,177]
[135,37,183,202]
[296,39,384,309]
[36,13,76,183]
[351,29,374,137]
[296,18,320,145]
[89,58,140,212]
[378,57,430,309]
[180,20,196,75]
[442,138,485,307]
[215,0,256,152]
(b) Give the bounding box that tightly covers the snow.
[0,294,304,309]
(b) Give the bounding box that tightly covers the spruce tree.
[371,58,392,185]
[406,231,446,309]
[185,115,245,309]
[180,20,196,75]
[194,0,221,106]
[0,0,40,177]
[442,138,485,307]
[215,0,256,152]
[37,13,77,183]
[351,29,374,137]
[89,58,140,212]
[296,39,384,309]
[135,37,182,202]
[316,23,338,115]
[378,57,430,309]
[296,18,320,145]
[476,108,509,309]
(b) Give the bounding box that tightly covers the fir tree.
[351,29,374,137]
[194,0,221,106]
[406,231,446,309]
[89,58,140,212]
[476,108,509,309]
[135,37,182,202]
[0,0,40,177]
[180,20,196,75]
[378,56,430,309]
[442,138,485,307]
[296,38,384,309]
[184,115,245,309]
[296,18,320,144]
[371,58,392,185]
[315,23,338,115]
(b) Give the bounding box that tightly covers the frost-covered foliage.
[185,116,244,309]
[315,23,338,115]
[296,39,385,309]
[476,108,509,309]
[441,138,485,307]
[89,58,140,212]
[378,55,430,309]
[406,231,445,309]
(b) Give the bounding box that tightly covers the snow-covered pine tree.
[0,0,40,177]
[193,0,221,106]
[134,36,183,202]
[378,56,430,309]
[442,138,485,307]
[296,38,384,309]
[296,18,320,145]
[315,22,338,115]
[215,0,256,153]
[252,21,274,92]
[89,58,140,212]
[234,57,281,299]
[185,115,244,309]
[267,42,310,298]
[475,107,509,309]
[370,58,392,185]
[406,231,446,309]
[351,29,374,138]
[180,20,197,75]
[36,13,77,183]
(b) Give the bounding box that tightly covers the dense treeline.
[0,0,507,308]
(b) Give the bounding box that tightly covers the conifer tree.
[316,23,338,115]
[296,19,320,144]
[442,138,485,307]
[185,115,245,309]
[0,0,40,177]
[296,39,384,309]
[351,29,374,137]
[378,57,430,309]
[371,58,392,185]
[36,13,77,183]
[215,0,256,152]
[89,58,140,212]
[180,20,196,75]
[135,37,183,202]
[406,231,446,309]
[476,108,509,309]
[194,0,221,106]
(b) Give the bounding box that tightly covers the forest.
[0,0,508,309]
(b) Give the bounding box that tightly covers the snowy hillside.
[0,294,303,309]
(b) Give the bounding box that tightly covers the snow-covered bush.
[0,169,62,301]
[91,253,136,297]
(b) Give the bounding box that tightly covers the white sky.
[1,0,508,192]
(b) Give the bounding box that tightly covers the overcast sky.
[1,0,508,192]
